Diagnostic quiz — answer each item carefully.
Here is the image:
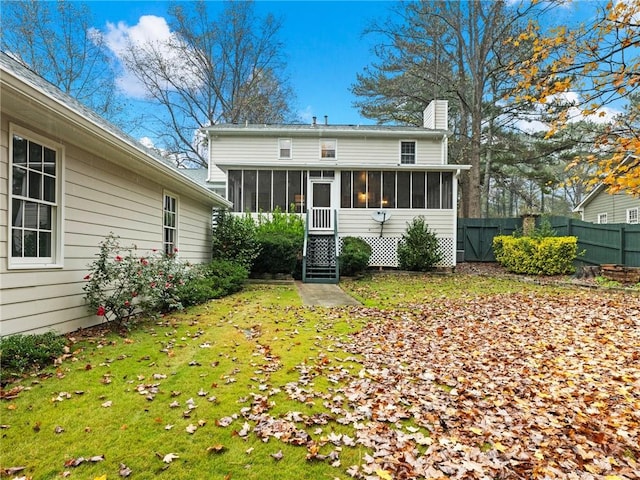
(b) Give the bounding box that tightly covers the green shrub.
[0,332,66,381]
[212,210,260,270]
[252,208,304,275]
[493,235,578,275]
[256,207,304,239]
[252,233,302,274]
[176,259,248,307]
[397,217,442,271]
[339,237,372,276]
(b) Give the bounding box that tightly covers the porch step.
[304,234,338,284]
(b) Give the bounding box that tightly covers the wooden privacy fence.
[457,216,640,267]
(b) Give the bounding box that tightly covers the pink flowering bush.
[83,234,190,327]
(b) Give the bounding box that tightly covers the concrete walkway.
[295,281,361,307]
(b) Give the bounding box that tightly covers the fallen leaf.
[376,469,393,480]
[271,450,284,461]
[119,463,132,477]
[162,453,179,463]
[206,444,226,454]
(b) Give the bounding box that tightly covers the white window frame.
[320,139,337,159]
[8,124,64,269]
[627,207,639,224]
[597,212,608,224]
[163,192,178,255]
[278,138,292,159]
[400,140,416,164]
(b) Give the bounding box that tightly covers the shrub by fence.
[458,216,640,267]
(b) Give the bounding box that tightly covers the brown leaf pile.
[331,291,640,479]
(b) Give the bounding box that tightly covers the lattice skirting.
[338,236,456,268]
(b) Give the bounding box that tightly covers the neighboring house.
[573,155,640,224]
[0,52,230,336]
[202,100,471,282]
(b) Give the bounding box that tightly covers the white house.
[573,155,640,224]
[202,101,470,282]
[0,52,230,335]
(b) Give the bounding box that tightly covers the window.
[279,138,291,159]
[627,207,639,224]
[340,170,455,210]
[227,170,306,213]
[9,127,62,267]
[163,193,178,255]
[400,141,416,164]
[320,139,336,159]
[310,170,335,179]
[597,213,608,224]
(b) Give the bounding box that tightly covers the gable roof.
[0,51,230,208]
[573,154,639,212]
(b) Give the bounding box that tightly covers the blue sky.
[88,0,396,125]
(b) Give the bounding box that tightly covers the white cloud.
[506,91,622,134]
[102,15,201,98]
[139,136,156,149]
[297,105,315,124]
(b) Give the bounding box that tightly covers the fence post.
[620,225,625,265]
[566,217,572,236]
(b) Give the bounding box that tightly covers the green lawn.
[2,275,639,479]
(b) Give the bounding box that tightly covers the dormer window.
[320,139,336,159]
[400,141,416,164]
[279,138,291,159]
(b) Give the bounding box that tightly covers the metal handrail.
[302,210,309,282]
[333,209,339,281]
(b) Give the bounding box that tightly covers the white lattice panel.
[339,236,456,268]
[434,237,455,268]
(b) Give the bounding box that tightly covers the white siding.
[1,115,214,336]
[211,135,444,167]
[337,209,454,237]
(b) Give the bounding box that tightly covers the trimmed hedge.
[493,235,578,275]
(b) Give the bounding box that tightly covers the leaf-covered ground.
[334,290,640,479]
[1,275,639,480]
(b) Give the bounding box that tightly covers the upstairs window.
[320,139,336,159]
[400,141,416,164]
[163,193,178,255]
[627,207,639,224]
[597,213,608,224]
[9,127,62,268]
[279,138,291,159]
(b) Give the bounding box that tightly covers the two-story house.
[202,100,471,282]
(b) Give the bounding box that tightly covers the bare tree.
[119,0,295,167]
[1,0,125,123]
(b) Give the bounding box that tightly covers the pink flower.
[140,257,149,266]
[165,282,172,289]
[174,247,179,253]
[131,291,138,298]
[115,255,123,262]
[124,300,130,307]
[96,306,106,316]
[150,282,157,288]
[83,274,91,280]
